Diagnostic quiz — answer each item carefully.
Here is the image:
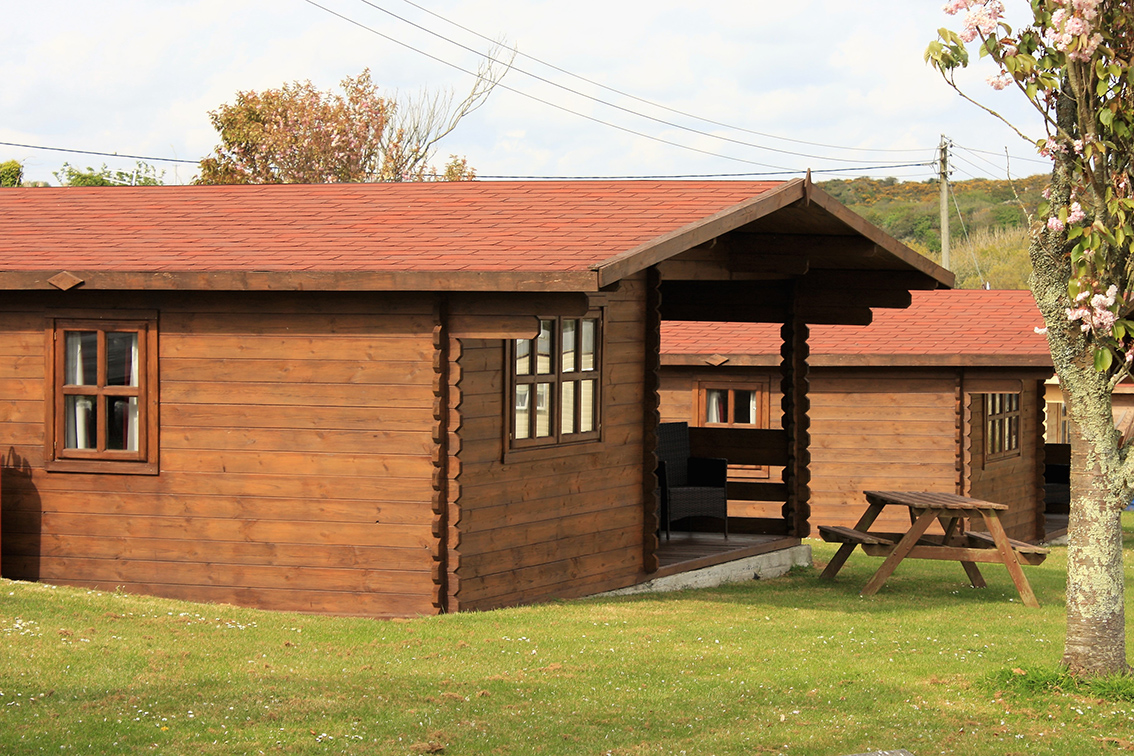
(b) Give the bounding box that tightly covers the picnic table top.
[864,490,1009,511]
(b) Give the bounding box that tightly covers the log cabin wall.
[452,273,648,611]
[0,290,439,618]
[660,363,1050,539]
[661,366,963,534]
[963,370,1046,541]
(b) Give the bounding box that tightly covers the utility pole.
[939,135,951,272]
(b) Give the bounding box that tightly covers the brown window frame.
[507,312,603,451]
[696,379,770,429]
[695,378,771,479]
[984,392,1021,463]
[44,313,159,474]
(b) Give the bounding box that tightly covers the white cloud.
[2,0,1052,184]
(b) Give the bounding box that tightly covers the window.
[46,315,158,473]
[698,382,768,427]
[510,313,602,448]
[696,379,771,479]
[984,392,1021,462]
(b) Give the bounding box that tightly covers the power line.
[390,0,930,156]
[952,142,1050,167]
[305,0,926,173]
[302,0,796,171]
[478,161,934,180]
[0,140,198,165]
[951,147,1008,176]
[347,0,921,166]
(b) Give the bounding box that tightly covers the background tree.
[53,161,164,186]
[0,160,23,187]
[927,0,1133,677]
[197,57,508,185]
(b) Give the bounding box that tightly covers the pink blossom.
[942,0,973,14]
[1067,202,1086,224]
[1073,0,1101,21]
[1048,216,1066,233]
[1066,283,1122,336]
[986,71,1013,90]
[959,1,1004,42]
[1044,4,1103,61]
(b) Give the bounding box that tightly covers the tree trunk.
[1029,117,1130,676]
[1062,407,1129,676]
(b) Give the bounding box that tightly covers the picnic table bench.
[818,490,1049,607]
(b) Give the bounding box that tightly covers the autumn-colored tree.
[197,62,505,184]
[927,0,1133,677]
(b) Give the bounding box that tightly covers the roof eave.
[591,180,808,288]
[660,353,1054,368]
[804,181,956,288]
[0,269,603,293]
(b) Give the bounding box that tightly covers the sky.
[2,0,1053,186]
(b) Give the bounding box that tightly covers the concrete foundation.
[600,544,812,597]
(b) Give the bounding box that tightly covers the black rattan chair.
[656,421,728,540]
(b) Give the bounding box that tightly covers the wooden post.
[642,267,662,573]
[431,298,452,613]
[779,286,812,538]
[939,135,951,272]
[1035,378,1048,543]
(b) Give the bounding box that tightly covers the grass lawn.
[3,519,1134,755]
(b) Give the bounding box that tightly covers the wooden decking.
[653,532,801,579]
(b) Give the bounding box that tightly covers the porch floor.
[1044,513,1068,544]
[654,531,801,579]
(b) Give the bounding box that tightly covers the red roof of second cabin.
[661,289,1051,367]
[0,181,783,274]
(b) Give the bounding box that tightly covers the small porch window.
[510,313,602,448]
[46,315,159,474]
[696,379,771,479]
[698,382,768,427]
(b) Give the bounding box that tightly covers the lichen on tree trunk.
[1031,156,1130,677]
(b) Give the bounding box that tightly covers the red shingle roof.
[0,181,783,274]
[661,289,1051,366]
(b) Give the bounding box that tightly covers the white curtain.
[706,390,723,424]
[127,336,139,450]
[65,397,93,450]
[65,332,85,385]
[64,333,92,449]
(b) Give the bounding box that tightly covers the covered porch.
[631,178,954,583]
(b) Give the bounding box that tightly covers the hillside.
[819,174,1049,289]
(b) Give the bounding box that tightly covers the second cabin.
[660,289,1054,541]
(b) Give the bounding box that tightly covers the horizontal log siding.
[454,276,647,611]
[784,371,958,532]
[966,383,1042,541]
[659,366,962,532]
[0,292,438,618]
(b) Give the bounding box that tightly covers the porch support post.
[642,266,662,573]
[779,285,812,538]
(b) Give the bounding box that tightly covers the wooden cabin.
[660,289,1053,541]
[0,178,951,617]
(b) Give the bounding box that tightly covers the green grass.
[4,520,1134,755]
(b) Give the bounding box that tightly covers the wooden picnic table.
[818,490,1049,607]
